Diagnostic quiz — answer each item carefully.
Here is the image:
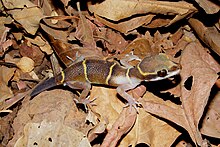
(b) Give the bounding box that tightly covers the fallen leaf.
[200,91,220,138]
[8,89,90,146]
[19,41,45,66]
[0,66,16,101]
[180,42,220,145]
[189,18,220,56]
[194,0,219,14]
[101,107,137,147]
[140,91,185,135]
[75,2,96,49]
[2,0,36,9]
[88,0,197,26]
[89,86,180,146]
[103,28,128,54]
[136,109,180,147]
[95,14,154,34]
[14,120,91,147]
[7,7,44,35]
[16,57,35,73]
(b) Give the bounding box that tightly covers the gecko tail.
[30,77,57,97]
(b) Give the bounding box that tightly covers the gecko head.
[137,53,181,81]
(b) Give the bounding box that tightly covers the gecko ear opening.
[157,69,168,77]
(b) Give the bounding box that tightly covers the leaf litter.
[0,0,219,146]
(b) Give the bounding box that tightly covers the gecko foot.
[124,98,141,113]
[74,96,97,111]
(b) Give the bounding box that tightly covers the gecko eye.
[157,69,168,77]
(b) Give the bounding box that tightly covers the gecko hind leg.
[65,81,95,109]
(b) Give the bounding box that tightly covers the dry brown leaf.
[19,41,45,66]
[2,0,44,35]
[135,109,180,147]
[8,90,90,146]
[103,28,128,54]
[0,39,13,55]
[6,7,44,35]
[180,42,220,145]
[89,86,180,146]
[95,14,155,34]
[200,91,220,138]
[123,91,181,147]
[75,2,96,49]
[0,17,13,57]
[87,119,106,142]
[0,66,16,101]
[145,18,171,28]
[89,86,136,146]
[0,116,14,146]
[189,18,220,56]
[88,0,197,27]
[38,0,53,16]
[14,120,91,147]
[0,17,13,35]
[25,36,53,55]
[16,57,35,73]
[194,0,219,14]
[140,92,186,132]
[60,0,70,7]
[124,38,153,58]
[101,107,137,147]
[40,19,71,42]
[89,86,124,126]
[2,0,36,9]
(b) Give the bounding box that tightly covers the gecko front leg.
[116,83,141,111]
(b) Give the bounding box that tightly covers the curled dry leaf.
[120,38,155,60]
[40,19,71,42]
[88,0,196,21]
[89,86,124,126]
[88,86,135,145]
[0,17,13,57]
[88,0,197,32]
[2,0,36,9]
[200,91,220,138]
[180,42,220,145]
[75,3,96,49]
[19,41,45,66]
[194,0,219,14]
[101,107,137,147]
[94,14,155,34]
[2,0,44,35]
[25,36,53,55]
[102,28,128,54]
[189,18,220,56]
[0,66,16,101]
[16,57,35,73]
[140,92,184,140]
[7,7,44,35]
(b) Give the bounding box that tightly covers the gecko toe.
[74,96,97,111]
[124,99,141,113]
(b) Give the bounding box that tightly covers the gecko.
[30,53,180,109]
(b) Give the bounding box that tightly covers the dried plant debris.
[0,0,219,146]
